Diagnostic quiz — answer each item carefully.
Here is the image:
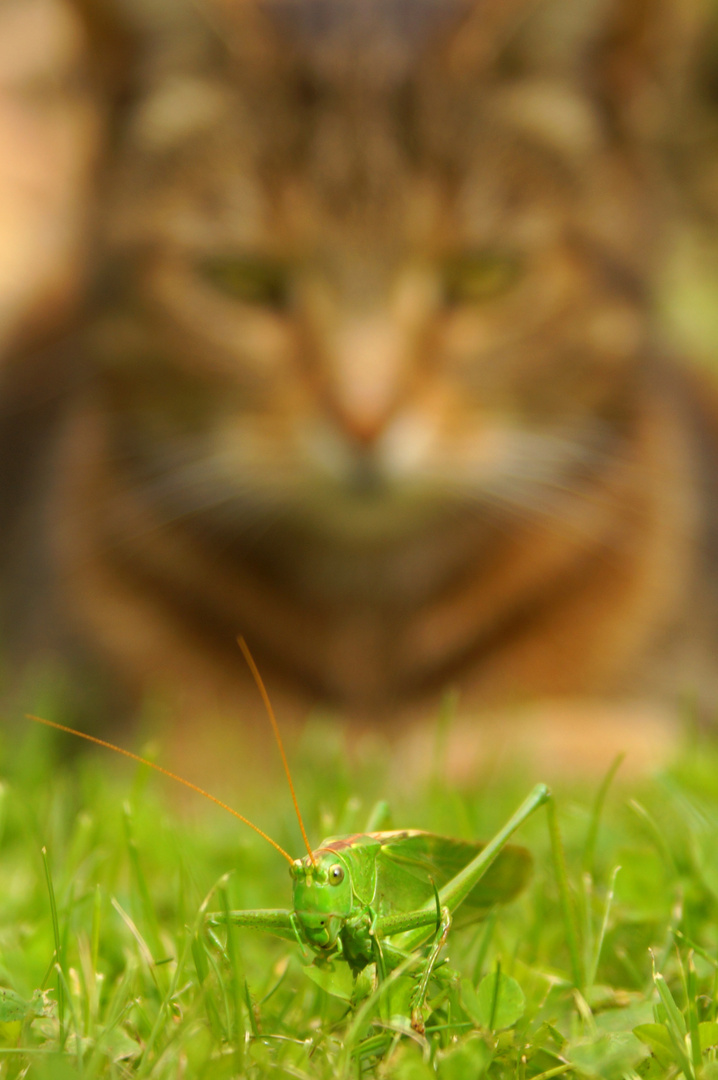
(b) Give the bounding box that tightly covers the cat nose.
[326,316,406,446]
[336,407,388,448]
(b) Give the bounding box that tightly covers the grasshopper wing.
[373,831,531,927]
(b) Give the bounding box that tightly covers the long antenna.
[237,637,316,866]
[26,713,294,865]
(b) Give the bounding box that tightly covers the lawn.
[0,704,716,1078]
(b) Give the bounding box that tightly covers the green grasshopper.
[29,640,550,1031]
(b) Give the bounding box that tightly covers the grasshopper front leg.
[206,909,297,943]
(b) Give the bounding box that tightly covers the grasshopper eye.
[329,864,344,886]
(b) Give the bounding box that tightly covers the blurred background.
[2,0,718,783]
[2,0,718,365]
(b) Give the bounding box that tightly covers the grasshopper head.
[291,851,353,949]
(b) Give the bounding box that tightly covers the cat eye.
[442,251,521,306]
[199,255,290,310]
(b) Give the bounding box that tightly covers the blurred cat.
[3,0,718,770]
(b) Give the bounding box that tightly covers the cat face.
[93,0,654,562]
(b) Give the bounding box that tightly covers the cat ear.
[559,0,702,143]
[430,0,539,81]
[434,0,703,141]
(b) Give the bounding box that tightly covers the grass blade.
[41,846,65,1045]
[547,800,583,990]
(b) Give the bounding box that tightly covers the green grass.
[0,713,718,1078]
